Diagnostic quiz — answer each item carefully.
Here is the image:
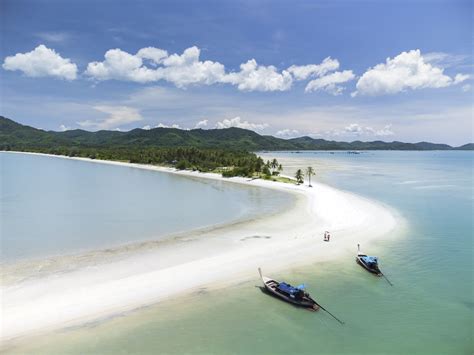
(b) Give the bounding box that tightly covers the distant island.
[0,116,472,178]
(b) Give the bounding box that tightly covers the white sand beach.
[0,153,400,344]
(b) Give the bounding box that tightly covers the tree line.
[8,145,284,178]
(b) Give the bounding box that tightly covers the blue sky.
[1,0,472,145]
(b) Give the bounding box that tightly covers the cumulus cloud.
[195,119,208,128]
[156,122,182,129]
[158,47,226,88]
[372,124,394,137]
[454,73,470,84]
[142,125,152,130]
[84,48,156,83]
[59,124,70,131]
[215,116,269,131]
[287,57,340,80]
[2,44,77,80]
[353,49,469,96]
[222,59,292,91]
[4,44,357,93]
[330,123,395,137]
[85,46,226,87]
[305,70,356,95]
[275,129,300,138]
[84,46,354,92]
[77,106,142,130]
[137,47,168,64]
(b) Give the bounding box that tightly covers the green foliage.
[295,169,304,184]
[0,116,469,152]
[176,159,189,170]
[306,166,315,186]
[262,165,271,176]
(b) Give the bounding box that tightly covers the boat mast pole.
[381,273,393,286]
[309,298,345,325]
[258,267,264,283]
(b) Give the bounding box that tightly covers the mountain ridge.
[0,116,471,151]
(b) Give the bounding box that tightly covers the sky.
[1,0,472,145]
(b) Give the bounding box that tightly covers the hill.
[0,116,471,151]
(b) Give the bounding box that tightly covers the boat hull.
[356,256,382,276]
[261,277,320,311]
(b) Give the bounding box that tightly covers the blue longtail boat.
[258,268,319,311]
[356,244,382,276]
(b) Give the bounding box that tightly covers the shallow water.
[5,151,473,354]
[0,153,290,262]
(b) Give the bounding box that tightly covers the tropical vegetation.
[306,166,315,187]
[295,169,304,184]
[1,116,471,152]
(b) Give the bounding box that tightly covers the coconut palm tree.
[271,158,278,171]
[306,166,315,187]
[295,169,304,184]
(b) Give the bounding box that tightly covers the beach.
[0,152,399,346]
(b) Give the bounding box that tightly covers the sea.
[0,152,290,263]
[2,151,473,354]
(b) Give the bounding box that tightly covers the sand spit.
[0,152,399,344]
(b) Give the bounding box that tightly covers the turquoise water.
[5,151,473,354]
[0,153,290,262]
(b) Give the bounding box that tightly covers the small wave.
[414,185,457,190]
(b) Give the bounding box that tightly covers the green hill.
[0,116,471,151]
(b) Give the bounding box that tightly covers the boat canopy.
[361,256,378,264]
[277,282,302,295]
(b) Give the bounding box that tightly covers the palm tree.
[295,169,304,184]
[306,166,315,187]
[271,158,278,171]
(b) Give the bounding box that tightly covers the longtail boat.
[356,244,393,286]
[258,268,319,311]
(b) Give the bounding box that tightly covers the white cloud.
[222,59,292,91]
[7,44,356,93]
[85,46,333,92]
[2,44,77,80]
[136,47,168,65]
[462,84,471,92]
[275,129,299,138]
[287,57,339,80]
[77,106,142,130]
[377,124,395,136]
[85,48,155,83]
[85,46,226,87]
[423,52,469,68]
[215,116,269,131]
[454,73,470,84]
[142,125,152,130]
[305,70,355,95]
[36,32,70,43]
[343,123,364,135]
[328,123,395,137]
[195,119,208,128]
[353,49,469,96]
[156,122,182,129]
[59,124,70,131]
[157,46,226,88]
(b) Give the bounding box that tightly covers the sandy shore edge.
[0,151,401,344]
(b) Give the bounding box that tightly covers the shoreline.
[0,151,401,345]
